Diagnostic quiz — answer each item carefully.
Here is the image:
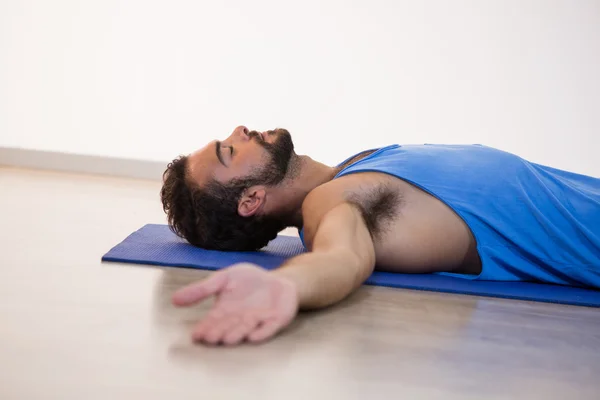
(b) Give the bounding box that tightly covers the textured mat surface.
[102,224,600,307]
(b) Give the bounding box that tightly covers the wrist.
[272,266,310,309]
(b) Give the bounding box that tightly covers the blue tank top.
[298,144,600,288]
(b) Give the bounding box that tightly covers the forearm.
[272,250,373,310]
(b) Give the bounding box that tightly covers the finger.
[247,319,283,343]
[172,271,229,306]
[222,314,260,346]
[198,315,241,345]
[189,308,225,341]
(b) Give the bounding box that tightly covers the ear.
[237,186,267,217]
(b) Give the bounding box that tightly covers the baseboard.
[0,147,166,181]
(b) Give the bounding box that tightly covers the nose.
[233,125,250,141]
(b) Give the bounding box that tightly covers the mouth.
[250,129,281,144]
[262,130,277,140]
[259,131,273,143]
[248,130,265,142]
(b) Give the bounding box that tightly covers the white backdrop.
[1,0,599,175]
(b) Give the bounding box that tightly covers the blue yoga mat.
[102,224,600,307]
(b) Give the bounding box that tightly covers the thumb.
[172,270,229,306]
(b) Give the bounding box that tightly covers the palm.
[213,267,292,313]
[172,264,298,345]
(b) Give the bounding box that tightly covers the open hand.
[172,263,299,345]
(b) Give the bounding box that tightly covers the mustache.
[248,129,290,138]
[248,130,264,142]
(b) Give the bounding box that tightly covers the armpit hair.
[346,183,401,240]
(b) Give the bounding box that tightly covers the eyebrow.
[215,141,226,166]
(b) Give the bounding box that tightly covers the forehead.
[187,141,220,186]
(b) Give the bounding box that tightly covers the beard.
[246,128,295,186]
[203,128,296,250]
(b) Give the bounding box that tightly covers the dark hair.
[160,155,286,251]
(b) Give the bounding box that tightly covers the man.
[160,125,600,346]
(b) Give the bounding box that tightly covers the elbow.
[347,247,376,290]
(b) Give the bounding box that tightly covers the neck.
[266,155,337,228]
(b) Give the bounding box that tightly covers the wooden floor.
[1,166,599,400]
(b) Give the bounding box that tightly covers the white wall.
[1,0,599,175]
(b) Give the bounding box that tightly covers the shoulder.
[299,180,349,250]
[300,172,403,249]
[301,173,372,223]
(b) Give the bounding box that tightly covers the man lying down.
[160,126,600,345]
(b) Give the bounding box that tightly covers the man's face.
[187,126,295,188]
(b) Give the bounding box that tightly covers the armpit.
[345,183,402,240]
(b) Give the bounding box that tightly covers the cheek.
[235,146,270,171]
[212,152,265,183]
[211,165,232,183]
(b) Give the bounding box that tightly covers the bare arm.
[273,198,376,310]
[171,191,377,345]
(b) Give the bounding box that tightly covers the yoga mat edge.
[101,224,600,308]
